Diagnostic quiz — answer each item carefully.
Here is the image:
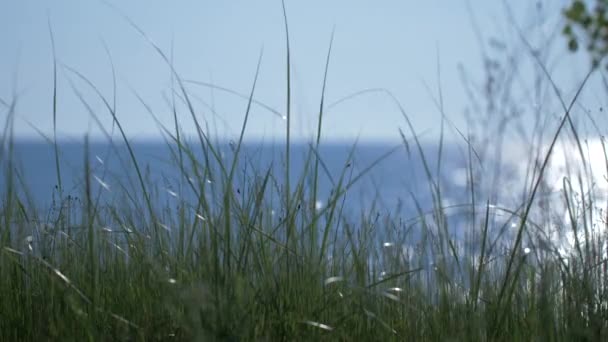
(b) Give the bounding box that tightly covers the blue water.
[4,140,532,281]
[3,140,470,217]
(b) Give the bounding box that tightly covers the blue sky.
[0,0,591,142]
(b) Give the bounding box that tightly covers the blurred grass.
[2,6,608,342]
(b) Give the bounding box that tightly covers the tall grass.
[2,8,608,342]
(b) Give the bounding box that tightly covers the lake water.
[3,140,472,213]
[3,139,540,259]
[5,139,590,279]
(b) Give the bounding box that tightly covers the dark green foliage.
[563,0,608,67]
